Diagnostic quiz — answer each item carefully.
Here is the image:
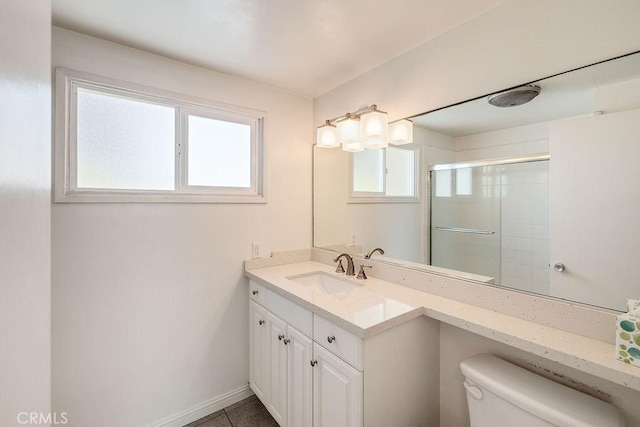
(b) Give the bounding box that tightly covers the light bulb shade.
[388,119,413,145]
[360,109,388,149]
[316,122,339,148]
[337,117,360,145]
[341,141,364,152]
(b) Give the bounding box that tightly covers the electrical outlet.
[252,242,262,259]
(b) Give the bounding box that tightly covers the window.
[350,146,419,203]
[55,68,265,203]
[433,167,473,198]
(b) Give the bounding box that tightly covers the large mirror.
[314,50,640,312]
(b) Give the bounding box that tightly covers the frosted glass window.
[76,88,175,190]
[353,149,384,193]
[435,169,452,197]
[456,167,473,195]
[187,115,251,188]
[57,69,265,202]
[386,147,414,196]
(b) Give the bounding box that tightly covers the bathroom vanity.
[247,262,440,427]
[246,249,640,426]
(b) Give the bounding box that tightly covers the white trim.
[53,67,267,204]
[147,384,253,427]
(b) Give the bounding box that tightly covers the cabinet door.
[313,343,363,427]
[249,301,269,402]
[287,326,313,427]
[268,312,288,426]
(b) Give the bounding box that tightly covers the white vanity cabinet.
[312,342,363,427]
[249,282,314,427]
[249,280,439,427]
[249,300,268,403]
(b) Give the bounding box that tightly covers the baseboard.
[148,384,254,427]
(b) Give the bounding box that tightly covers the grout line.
[223,412,233,427]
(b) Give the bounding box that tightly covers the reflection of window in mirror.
[350,146,418,202]
[434,168,473,198]
[455,167,472,195]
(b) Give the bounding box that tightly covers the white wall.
[0,2,52,426]
[51,28,312,427]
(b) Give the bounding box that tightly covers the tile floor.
[184,395,278,427]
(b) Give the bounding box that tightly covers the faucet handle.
[357,264,373,280]
[335,259,345,274]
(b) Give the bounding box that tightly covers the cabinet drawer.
[267,291,313,337]
[249,281,267,305]
[314,315,363,370]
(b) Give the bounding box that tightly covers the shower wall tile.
[532,252,549,268]
[533,266,550,284]
[502,249,516,263]
[531,238,549,254]
[516,250,532,266]
[516,237,532,251]
[500,161,549,291]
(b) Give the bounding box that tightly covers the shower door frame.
[427,153,550,274]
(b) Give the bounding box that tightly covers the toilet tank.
[460,354,625,427]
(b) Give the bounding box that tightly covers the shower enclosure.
[429,156,550,293]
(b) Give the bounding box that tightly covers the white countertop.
[245,260,640,392]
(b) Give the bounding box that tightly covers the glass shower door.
[430,165,501,283]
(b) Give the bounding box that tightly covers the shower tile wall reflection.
[430,160,549,289]
[430,166,502,281]
[500,161,549,292]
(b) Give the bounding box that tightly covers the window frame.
[54,68,266,203]
[348,145,420,204]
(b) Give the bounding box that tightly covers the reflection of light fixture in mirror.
[316,104,411,151]
[337,114,363,152]
[360,105,388,149]
[488,85,541,107]
[316,120,339,148]
[388,119,413,145]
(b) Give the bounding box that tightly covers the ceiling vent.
[487,85,541,107]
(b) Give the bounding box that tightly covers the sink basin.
[287,272,362,295]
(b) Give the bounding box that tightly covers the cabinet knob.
[310,360,317,367]
[252,290,259,295]
[258,320,265,325]
[327,335,336,344]
[283,338,290,345]
[278,334,285,341]
[554,263,566,272]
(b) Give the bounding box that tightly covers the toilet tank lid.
[460,354,625,427]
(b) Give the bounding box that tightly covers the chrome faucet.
[365,247,385,259]
[333,253,355,276]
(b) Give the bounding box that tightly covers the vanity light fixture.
[337,113,363,152]
[316,104,413,151]
[360,105,388,149]
[388,118,414,145]
[316,120,339,148]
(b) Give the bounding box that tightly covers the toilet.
[460,354,625,427]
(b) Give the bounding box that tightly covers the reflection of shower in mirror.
[430,156,549,295]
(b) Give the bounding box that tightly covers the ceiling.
[412,51,640,137]
[52,0,505,97]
